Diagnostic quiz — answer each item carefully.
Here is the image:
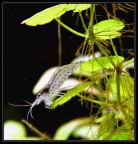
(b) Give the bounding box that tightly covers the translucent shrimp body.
[27,62,81,120]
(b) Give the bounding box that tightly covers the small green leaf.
[108,73,134,102]
[74,56,124,77]
[106,129,133,140]
[53,117,92,140]
[21,4,68,26]
[73,124,99,139]
[51,82,91,109]
[4,120,27,140]
[93,19,125,40]
[98,113,115,139]
[67,4,91,12]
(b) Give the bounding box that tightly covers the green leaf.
[108,73,134,102]
[4,120,27,140]
[74,56,124,77]
[109,130,132,140]
[21,4,68,26]
[93,19,125,40]
[98,113,115,139]
[104,129,133,140]
[51,82,91,109]
[73,124,99,139]
[53,117,92,140]
[67,4,91,12]
[21,4,91,26]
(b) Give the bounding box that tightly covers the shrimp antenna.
[27,101,37,121]
[19,97,32,105]
[8,98,32,107]
[8,103,31,107]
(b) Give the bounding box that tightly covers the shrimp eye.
[36,93,41,99]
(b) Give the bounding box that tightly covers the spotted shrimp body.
[27,62,81,120]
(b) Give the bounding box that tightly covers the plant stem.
[110,38,119,63]
[122,58,134,68]
[22,119,51,140]
[94,39,116,67]
[89,4,95,32]
[58,17,62,66]
[55,17,86,38]
[116,71,121,104]
[77,94,103,105]
[79,11,87,32]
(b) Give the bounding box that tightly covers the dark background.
[3,3,134,138]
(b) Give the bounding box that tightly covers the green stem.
[89,4,95,33]
[79,11,87,32]
[22,119,51,140]
[110,38,119,63]
[94,39,116,67]
[116,71,121,104]
[55,17,86,38]
[77,94,103,105]
[122,58,134,68]
[83,4,95,57]
[58,17,62,66]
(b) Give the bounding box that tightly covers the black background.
[3,3,134,138]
